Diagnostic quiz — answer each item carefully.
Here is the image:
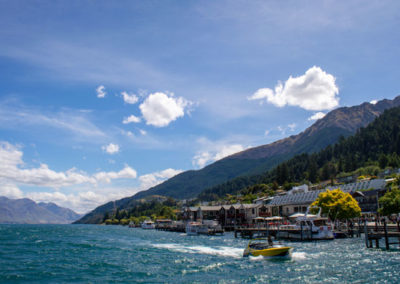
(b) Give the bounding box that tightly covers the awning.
[289,213,317,218]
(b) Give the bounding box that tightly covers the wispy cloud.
[0,141,135,188]
[192,137,248,168]
[0,102,107,141]
[121,91,139,104]
[0,41,176,88]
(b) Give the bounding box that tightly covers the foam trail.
[152,243,243,258]
[249,255,264,261]
[292,252,307,260]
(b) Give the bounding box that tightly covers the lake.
[1,224,399,283]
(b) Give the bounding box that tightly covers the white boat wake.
[152,243,243,258]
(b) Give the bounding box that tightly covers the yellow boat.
[243,238,293,257]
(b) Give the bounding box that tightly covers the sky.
[0,1,399,213]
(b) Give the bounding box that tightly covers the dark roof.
[269,190,324,206]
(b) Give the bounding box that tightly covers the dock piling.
[384,219,389,250]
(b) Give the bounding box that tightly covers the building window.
[252,208,255,214]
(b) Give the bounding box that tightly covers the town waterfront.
[1,224,400,283]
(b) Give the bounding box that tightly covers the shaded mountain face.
[0,197,81,224]
[76,96,400,224]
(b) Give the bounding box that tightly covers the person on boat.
[268,235,273,246]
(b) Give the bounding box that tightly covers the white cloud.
[96,85,106,98]
[94,166,137,183]
[249,66,339,111]
[288,123,296,131]
[308,112,326,121]
[193,143,245,168]
[138,168,183,190]
[122,115,141,124]
[370,100,378,105]
[0,141,186,214]
[139,92,191,127]
[102,143,119,154]
[121,91,139,104]
[0,141,136,189]
[264,130,270,136]
[139,129,147,136]
[0,183,24,199]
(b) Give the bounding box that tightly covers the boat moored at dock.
[141,220,156,229]
[277,210,334,240]
[185,220,224,236]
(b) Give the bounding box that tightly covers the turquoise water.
[1,225,399,283]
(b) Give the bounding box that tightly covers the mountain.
[0,197,81,224]
[199,105,400,200]
[132,96,400,200]
[76,96,400,224]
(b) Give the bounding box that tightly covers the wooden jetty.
[234,224,361,240]
[234,226,325,241]
[364,220,400,249]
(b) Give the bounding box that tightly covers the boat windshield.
[249,242,269,250]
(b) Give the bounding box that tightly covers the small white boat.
[277,208,334,240]
[141,220,155,229]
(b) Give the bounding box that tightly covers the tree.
[308,159,318,183]
[102,212,110,223]
[379,153,388,169]
[378,186,400,216]
[310,189,361,221]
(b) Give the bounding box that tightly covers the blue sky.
[0,1,399,213]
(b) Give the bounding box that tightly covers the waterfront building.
[182,203,262,227]
[267,190,324,217]
[266,179,388,217]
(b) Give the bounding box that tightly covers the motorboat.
[141,220,155,229]
[243,238,293,257]
[277,208,334,240]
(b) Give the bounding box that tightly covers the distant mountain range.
[0,197,81,224]
[76,96,400,224]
